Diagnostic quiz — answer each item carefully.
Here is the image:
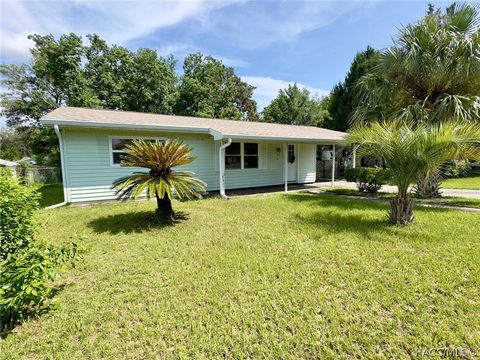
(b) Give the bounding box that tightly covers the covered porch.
[217,139,355,199]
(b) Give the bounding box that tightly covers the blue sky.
[1,0,453,117]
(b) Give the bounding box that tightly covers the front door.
[287,144,297,182]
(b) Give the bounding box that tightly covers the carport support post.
[284,143,288,192]
[352,145,356,169]
[331,144,336,188]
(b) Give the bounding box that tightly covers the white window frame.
[109,136,165,167]
[225,142,260,171]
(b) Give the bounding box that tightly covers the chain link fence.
[16,166,61,185]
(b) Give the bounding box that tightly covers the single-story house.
[41,107,348,203]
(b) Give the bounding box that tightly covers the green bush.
[0,173,39,259]
[442,160,471,178]
[0,173,78,333]
[0,242,77,330]
[345,167,392,193]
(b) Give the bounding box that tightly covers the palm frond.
[344,120,480,197]
[111,139,206,201]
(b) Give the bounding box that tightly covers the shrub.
[0,173,78,333]
[0,242,77,330]
[345,167,392,193]
[442,160,471,178]
[0,173,39,259]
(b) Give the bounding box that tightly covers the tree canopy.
[323,46,380,131]
[0,34,258,127]
[0,33,259,166]
[262,84,328,126]
[175,54,258,121]
[352,3,480,125]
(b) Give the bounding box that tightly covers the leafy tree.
[323,46,380,131]
[84,34,132,110]
[29,33,99,109]
[111,140,206,223]
[0,64,58,126]
[262,84,328,126]
[344,120,480,224]
[175,54,258,121]
[123,49,177,114]
[0,127,60,166]
[0,129,27,161]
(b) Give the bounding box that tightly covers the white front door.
[287,144,297,182]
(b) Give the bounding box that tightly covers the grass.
[1,194,480,358]
[441,172,480,190]
[37,183,64,207]
[325,188,480,209]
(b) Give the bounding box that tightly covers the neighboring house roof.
[0,159,19,167]
[41,107,346,143]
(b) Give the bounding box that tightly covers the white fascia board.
[208,129,224,140]
[222,134,344,144]
[40,119,212,135]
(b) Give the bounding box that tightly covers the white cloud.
[0,0,228,60]
[0,30,35,59]
[242,76,329,110]
[208,1,376,49]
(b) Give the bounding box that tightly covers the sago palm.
[344,120,480,224]
[111,139,206,222]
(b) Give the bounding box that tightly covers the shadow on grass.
[0,283,68,339]
[285,192,389,212]
[286,192,453,238]
[87,210,189,235]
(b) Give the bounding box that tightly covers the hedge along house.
[41,107,347,204]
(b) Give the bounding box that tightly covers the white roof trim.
[41,119,213,134]
[42,119,344,143]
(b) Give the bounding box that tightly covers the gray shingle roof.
[41,107,346,142]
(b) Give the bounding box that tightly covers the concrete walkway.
[315,180,480,199]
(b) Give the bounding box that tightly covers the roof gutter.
[41,119,215,135]
[46,124,69,209]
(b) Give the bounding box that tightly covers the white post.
[219,139,232,199]
[331,144,336,188]
[352,145,356,169]
[284,144,288,192]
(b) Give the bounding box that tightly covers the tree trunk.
[155,191,174,223]
[389,197,415,225]
[415,172,442,198]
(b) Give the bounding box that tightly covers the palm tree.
[112,139,206,223]
[344,120,480,224]
[352,3,480,196]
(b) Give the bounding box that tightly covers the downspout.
[46,124,69,209]
[219,138,232,199]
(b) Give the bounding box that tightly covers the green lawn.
[325,188,480,209]
[37,183,64,207]
[2,194,479,358]
[441,174,480,190]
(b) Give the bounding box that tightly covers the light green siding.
[297,144,317,183]
[62,128,317,203]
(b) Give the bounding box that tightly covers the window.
[244,143,259,169]
[110,137,163,166]
[225,142,259,170]
[225,142,241,169]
